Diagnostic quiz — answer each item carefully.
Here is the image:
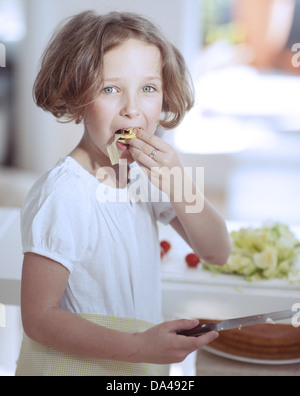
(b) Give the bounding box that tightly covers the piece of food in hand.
[107,128,136,165]
[185,253,201,268]
[117,128,136,144]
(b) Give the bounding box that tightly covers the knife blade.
[177,309,295,337]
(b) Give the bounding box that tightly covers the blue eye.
[103,87,117,94]
[142,86,155,93]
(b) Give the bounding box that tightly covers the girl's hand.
[132,319,219,365]
[128,129,183,198]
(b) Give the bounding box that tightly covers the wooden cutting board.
[198,320,300,361]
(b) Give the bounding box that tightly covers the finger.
[167,319,200,334]
[179,331,219,355]
[129,134,162,161]
[194,331,219,347]
[129,146,159,169]
[128,135,158,161]
[135,129,169,153]
[128,135,155,156]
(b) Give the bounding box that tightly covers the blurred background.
[0,0,300,222]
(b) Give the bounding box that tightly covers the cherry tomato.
[160,240,171,254]
[185,253,201,268]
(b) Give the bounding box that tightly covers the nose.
[120,92,140,119]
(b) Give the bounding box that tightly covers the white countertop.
[0,208,23,305]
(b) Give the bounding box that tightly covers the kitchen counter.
[0,208,22,306]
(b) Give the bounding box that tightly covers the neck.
[70,137,130,188]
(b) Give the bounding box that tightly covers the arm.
[129,130,231,266]
[21,253,135,360]
[21,252,218,364]
[170,196,231,266]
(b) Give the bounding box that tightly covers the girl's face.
[84,38,163,166]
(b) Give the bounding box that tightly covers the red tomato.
[160,241,171,254]
[185,253,201,268]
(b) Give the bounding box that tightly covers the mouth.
[107,128,138,165]
[114,128,137,144]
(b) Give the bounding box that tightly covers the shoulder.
[22,157,95,224]
[26,157,92,203]
[21,157,95,271]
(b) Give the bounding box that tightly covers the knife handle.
[177,323,217,337]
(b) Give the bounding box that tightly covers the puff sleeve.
[21,171,91,273]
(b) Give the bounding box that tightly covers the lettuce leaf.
[204,222,300,282]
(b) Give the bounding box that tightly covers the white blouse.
[21,157,176,324]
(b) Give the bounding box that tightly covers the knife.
[177,309,295,337]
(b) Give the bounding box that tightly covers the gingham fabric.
[15,314,169,376]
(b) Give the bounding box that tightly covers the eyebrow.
[145,76,162,81]
[103,76,162,83]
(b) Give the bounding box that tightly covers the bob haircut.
[33,10,195,129]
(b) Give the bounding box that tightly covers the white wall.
[14,0,200,174]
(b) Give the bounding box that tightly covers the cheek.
[147,98,163,123]
[84,104,110,147]
[85,101,106,126]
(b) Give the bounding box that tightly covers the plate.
[198,320,300,364]
[203,346,300,366]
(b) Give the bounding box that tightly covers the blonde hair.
[34,10,194,129]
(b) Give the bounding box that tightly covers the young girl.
[16,11,231,376]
